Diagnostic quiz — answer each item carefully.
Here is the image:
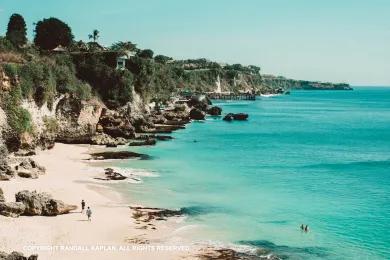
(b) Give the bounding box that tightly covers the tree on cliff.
[34,18,74,50]
[138,49,154,59]
[88,29,100,42]
[6,14,27,47]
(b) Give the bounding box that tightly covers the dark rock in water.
[130,206,186,222]
[233,113,249,120]
[15,190,77,216]
[0,251,38,260]
[223,113,234,121]
[0,202,26,218]
[90,151,149,160]
[207,106,222,116]
[103,168,127,180]
[223,113,249,121]
[155,135,173,141]
[190,108,206,120]
[129,139,156,146]
[187,95,212,111]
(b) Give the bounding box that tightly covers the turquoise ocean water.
[114,88,390,259]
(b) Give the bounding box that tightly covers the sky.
[0,0,389,86]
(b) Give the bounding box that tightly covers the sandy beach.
[0,143,196,260]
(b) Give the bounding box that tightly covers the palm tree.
[88,29,99,42]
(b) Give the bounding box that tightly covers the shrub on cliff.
[34,18,74,50]
[6,14,27,48]
[1,85,32,135]
[0,37,15,52]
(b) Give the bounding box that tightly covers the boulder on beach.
[14,158,46,179]
[0,202,26,218]
[190,108,206,120]
[14,190,77,216]
[0,251,38,260]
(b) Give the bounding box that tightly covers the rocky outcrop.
[97,109,136,139]
[187,95,212,111]
[0,145,14,181]
[55,96,103,144]
[91,133,127,147]
[0,251,38,260]
[89,151,149,160]
[190,108,206,120]
[207,106,222,116]
[162,104,190,122]
[13,190,77,216]
[13,158,45,179]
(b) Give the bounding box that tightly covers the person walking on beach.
[81,200,85,213]
[86,207,92,221]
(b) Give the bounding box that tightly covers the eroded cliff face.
[55,95,104,144]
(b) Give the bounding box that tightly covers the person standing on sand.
[86,207,92,221]
[81,200,85,213]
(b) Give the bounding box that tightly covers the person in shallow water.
[305,225,309,232]
[300,224,304,231]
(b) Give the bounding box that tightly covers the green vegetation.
[6,14,27,48]
[43,116,59,133]
[110,41,138,52]
[34,18,74,50]
[0,83,32,134]
[138,49,154,59]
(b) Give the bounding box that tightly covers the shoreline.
[0,143,197,260]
